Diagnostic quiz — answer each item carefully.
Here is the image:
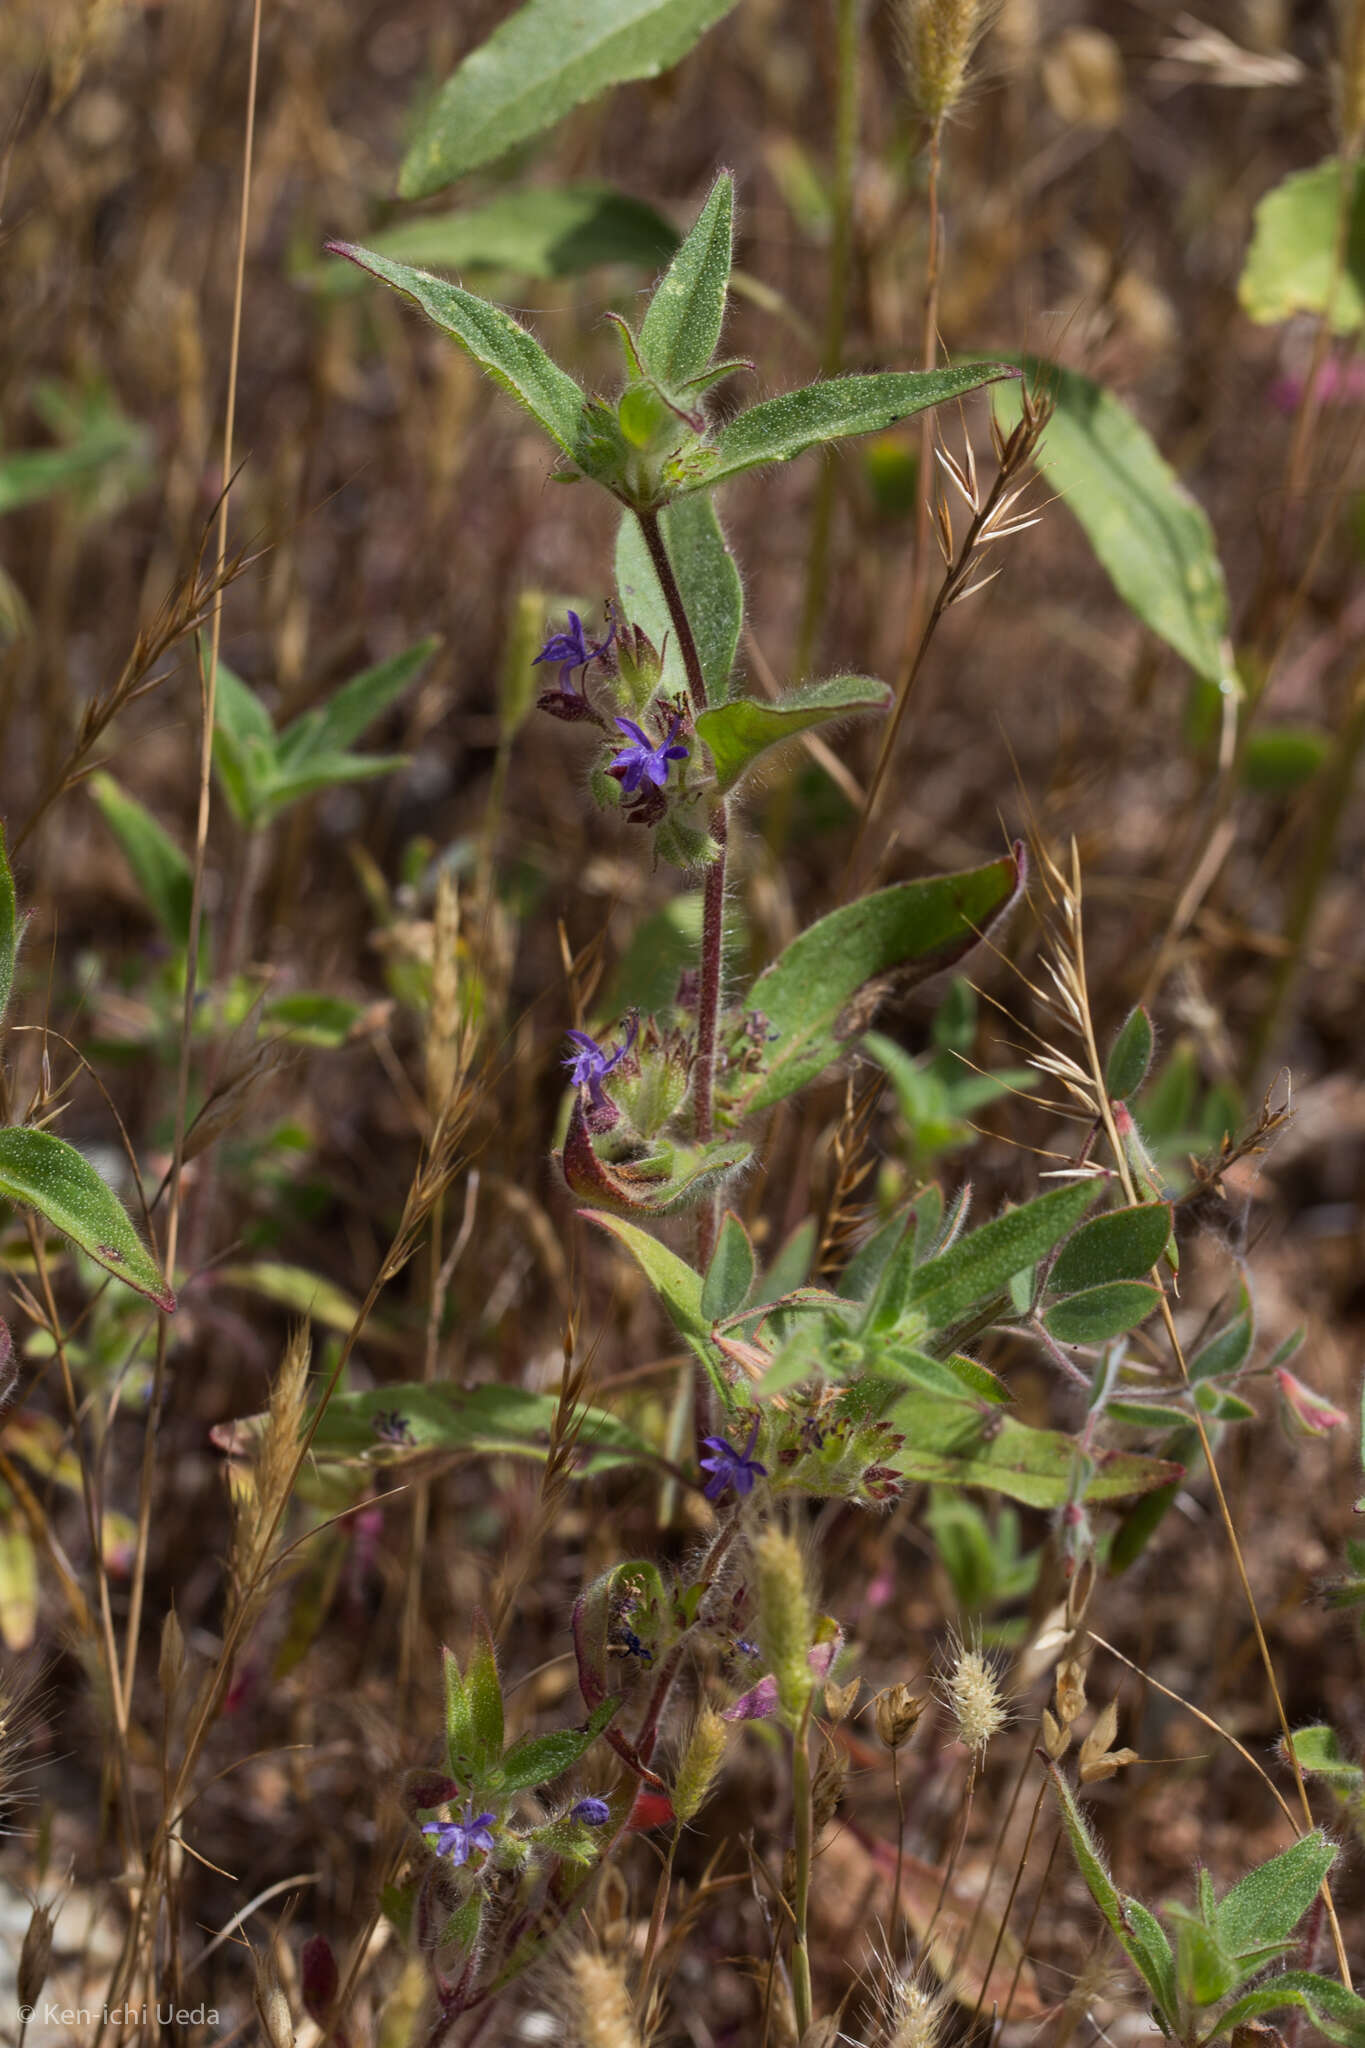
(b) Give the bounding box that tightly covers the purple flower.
[422,1805,497,1865]
[533,609,615,697]
[563,1012,638,1114]
[570,1796,611,1825]
[609,714,688,796]
[699,1414,767,1502]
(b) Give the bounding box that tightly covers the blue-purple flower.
[609,714,688,795]
[422,1805,497,1865]
[699,1414,767,1502]
[533,609,615,697]
[563,1012,638,1114]
[570,1796,611,1825]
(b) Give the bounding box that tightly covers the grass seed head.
[753,1524,816,1724]
[883,1975,946,2048]
[567,1950,641,2048]
[896,0,1000,126]
[673,1703,728,1823]
[941,1636,1008,1754]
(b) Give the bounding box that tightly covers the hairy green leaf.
[1044,1281,1162,1345]
[1047,1762,1177,2026]
[701,1210,755,1322]
[1214,1972,1365,2046]
[310,186,678,290]
[1239,159,1365,334]
[1284,1724,1365,1791]
[910,1182,1098,1330]
[886,1395,1179,1508]
[640,171,733,386]
[398,0,742,196]
[1216,1830,1336,1959]
[0,1127,173,1310]
[326,243,588,458]
[1049,1203,1172,1293]
[495,1698,621,1794]
[733,847,1023,1115]
[465,1611,505,1776]
[995,359,1231,685]
[583,1211,708,1345]
[696,675,890,793]
[691,363,1013,493]
[616,497,743,703]
[235,1379,655,1474]
[1105,1004,1154,1101]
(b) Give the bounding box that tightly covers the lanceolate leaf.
[325,243,588,459]
[311,187,678,291]
[689,363,1014,493]
[279,637,438,759]
[90,773,194,948]
[1105,1004,1154,1101]
[228,1380,656,1474]
[1048,1203,1172,1293]
[616,498,743,703]
[1044,1281,1161,1345]
[1047,1762,1178,2027]
[1216,1830,1337,1958]
[1239,159,1365,334]
[0,1127,173,1311]
[0,825,18,1029]
[1214,1972,1365,2046]
[733,847,1024,1114]
[496,1698,621,1795]
[701,1210,755,1322]
[583,1211,709,1345]
[696,675,891,793]
[397,0,743,197]
[995,360,1231,686]
[908,1181,1098,1330]
[640,172,733,387]
[886,1395,1180,1509]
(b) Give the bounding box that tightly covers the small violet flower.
[422,1805,497,1866]
[564,1011,638,1115]
[609,714,688,796]
[570,1796,611,1825]
[533,609,615,698]
[699,1414,767,1503]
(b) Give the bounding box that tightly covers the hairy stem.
[637,509,728,1272]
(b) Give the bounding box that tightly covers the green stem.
[791,1710,815,2037]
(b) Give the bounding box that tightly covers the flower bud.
[300,1934,339,2026]
[1276,1367,1347,1438]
